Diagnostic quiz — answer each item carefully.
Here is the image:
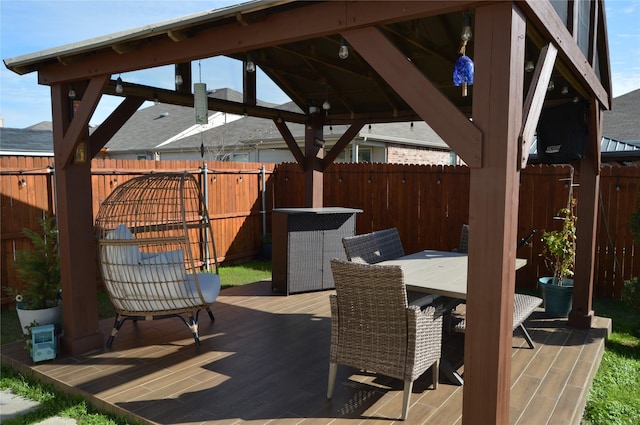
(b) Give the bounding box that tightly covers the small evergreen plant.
[6,216,61,309]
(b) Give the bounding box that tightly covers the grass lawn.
[583,298,640,425]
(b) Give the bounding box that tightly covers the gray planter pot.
[16,302,63,335]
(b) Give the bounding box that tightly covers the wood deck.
[1,281,610,425]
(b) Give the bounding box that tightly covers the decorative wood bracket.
[322,120,366,171]
[519,43,557,169]
[273,117,305,168]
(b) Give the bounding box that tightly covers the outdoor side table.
[271,207,361,294]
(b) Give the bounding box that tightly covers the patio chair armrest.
[405,305,443,380]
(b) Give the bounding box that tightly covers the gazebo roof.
[4,0,611,127]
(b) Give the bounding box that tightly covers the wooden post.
[51,83,104,355]
[569,97,600,329]
[304,110,324,208]
[465,3,525,424]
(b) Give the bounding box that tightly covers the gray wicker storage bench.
[452,293,542,348]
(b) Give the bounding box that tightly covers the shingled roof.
[603,89,640,142]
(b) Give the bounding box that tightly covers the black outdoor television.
[536,101,588,164]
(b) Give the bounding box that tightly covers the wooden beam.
[519,43,557,169]
[89,96,146,158]
[243,58,257,106]
[104,80,308,124]
[519,0,610,109]
[304,112,324,207]
[323,120,365,170]
[569,97,600,329]
[273,117,305,168]
[465,3,526,424]
[50,84,104,357]
[343,27,483,167]
[36,1,474,84]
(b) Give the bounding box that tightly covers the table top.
[378,250,527,299]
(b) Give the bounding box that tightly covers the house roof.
[0,128,53,156]
[603,89,640,142]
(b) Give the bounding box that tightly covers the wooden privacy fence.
[273,162,640,299]
[0,157,275,306]
[2,156,638,304]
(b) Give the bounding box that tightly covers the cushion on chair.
[104,224,139,265]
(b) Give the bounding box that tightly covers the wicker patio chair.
[327,259,443,421]
[342,228,435,307]
[341,227,404,264]
[95,172,221,347]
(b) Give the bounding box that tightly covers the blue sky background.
[1,0,639,129]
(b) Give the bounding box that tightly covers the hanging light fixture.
[67,84,76,99]
[322,86,330,114]
[245,54,256,73]
[338,38,349,59]
[115,76,124,94]
[525,60,535,73]
[453,11,474,97]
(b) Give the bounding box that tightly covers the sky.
[1,0,639,129]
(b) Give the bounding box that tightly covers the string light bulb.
[68,85,76,99]
[115,76,124,94]
[338,39,349,59]
[175,74,183,86]
[525,60,535,72]
[245,54,256,73]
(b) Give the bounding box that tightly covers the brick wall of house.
[386,143,463,165]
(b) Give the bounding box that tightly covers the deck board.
[1,281,610,425]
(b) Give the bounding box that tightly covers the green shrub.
[622,277,640,310]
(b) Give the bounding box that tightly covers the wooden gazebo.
[4,1,611,424]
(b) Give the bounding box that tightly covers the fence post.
[201,163,211,269]
[261,164,267,240]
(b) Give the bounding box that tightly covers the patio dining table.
[378,249,527,299]
[378,249,528,385]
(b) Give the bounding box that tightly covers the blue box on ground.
[29,324,57,362]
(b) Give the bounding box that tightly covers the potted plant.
[5,216,62,335]
[538,197,577,317]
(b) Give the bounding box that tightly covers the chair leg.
[402,380,413,421]
[519,324,535,349]
[432,359,440,389]
[327,363,338,399]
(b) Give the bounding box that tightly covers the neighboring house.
[103,87,458,165]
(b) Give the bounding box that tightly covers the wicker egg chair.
[95,172,221,347]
